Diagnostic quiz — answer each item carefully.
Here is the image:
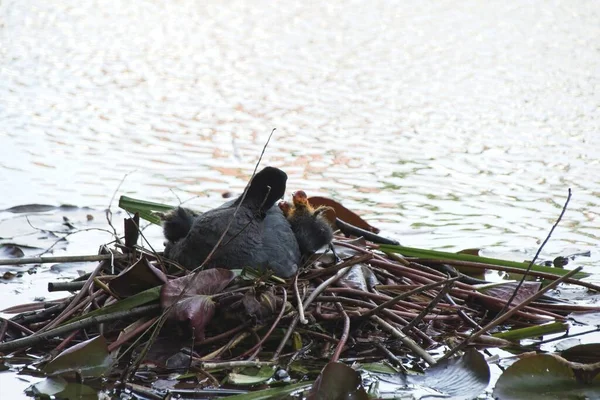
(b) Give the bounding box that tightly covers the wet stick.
[358,277,459,320]
[271,257,358,360]
[412,258,600,292]
[401,277,457,333]
[372,315,436,365]
[236,287,288,360]
[0,253,128,266]
[440,266,582,362]
[0,304,160,354]
[331,300,350,362]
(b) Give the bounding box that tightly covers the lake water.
[1,0,599,397]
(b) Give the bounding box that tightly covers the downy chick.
[279,190,334,255]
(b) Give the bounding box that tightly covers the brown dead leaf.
[308,196,380,233]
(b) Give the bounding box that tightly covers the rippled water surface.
[1,0,599,396]
[2,0,600,245]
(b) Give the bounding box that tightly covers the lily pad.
[165,295,215,341]
[493,353,600,399]
[160,268,236,307]
[560,343,600,366]
[381,349,490,400]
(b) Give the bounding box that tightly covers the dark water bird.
[163,167,301,278]
[279,190,334,255]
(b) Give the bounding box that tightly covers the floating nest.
[1,197,600,399]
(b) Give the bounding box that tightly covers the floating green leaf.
[492,322,568,341]
[227,366,275,386]
[359,362,398,375]
[44,336,113,378]
[379,244,589,279]
[118,195,174,225]
[494,354,600,399]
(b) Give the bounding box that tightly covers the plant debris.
[1,196,600,399]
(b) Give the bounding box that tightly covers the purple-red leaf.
[160,268,236,308]
[169,295,215,340]
[160,268,235,340]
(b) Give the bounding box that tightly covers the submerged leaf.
[4,204,57,213]
[0,244,25,258]
[477,281,541,305]
[386,349,490,400]
[568,311,600,326]
[43,336,113,378]
[29,377,97,399]
[307,362,368,400]
[410,349,489,400]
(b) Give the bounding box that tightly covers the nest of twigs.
[1,211,600,398]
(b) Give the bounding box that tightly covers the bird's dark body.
[163,167,301,278]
